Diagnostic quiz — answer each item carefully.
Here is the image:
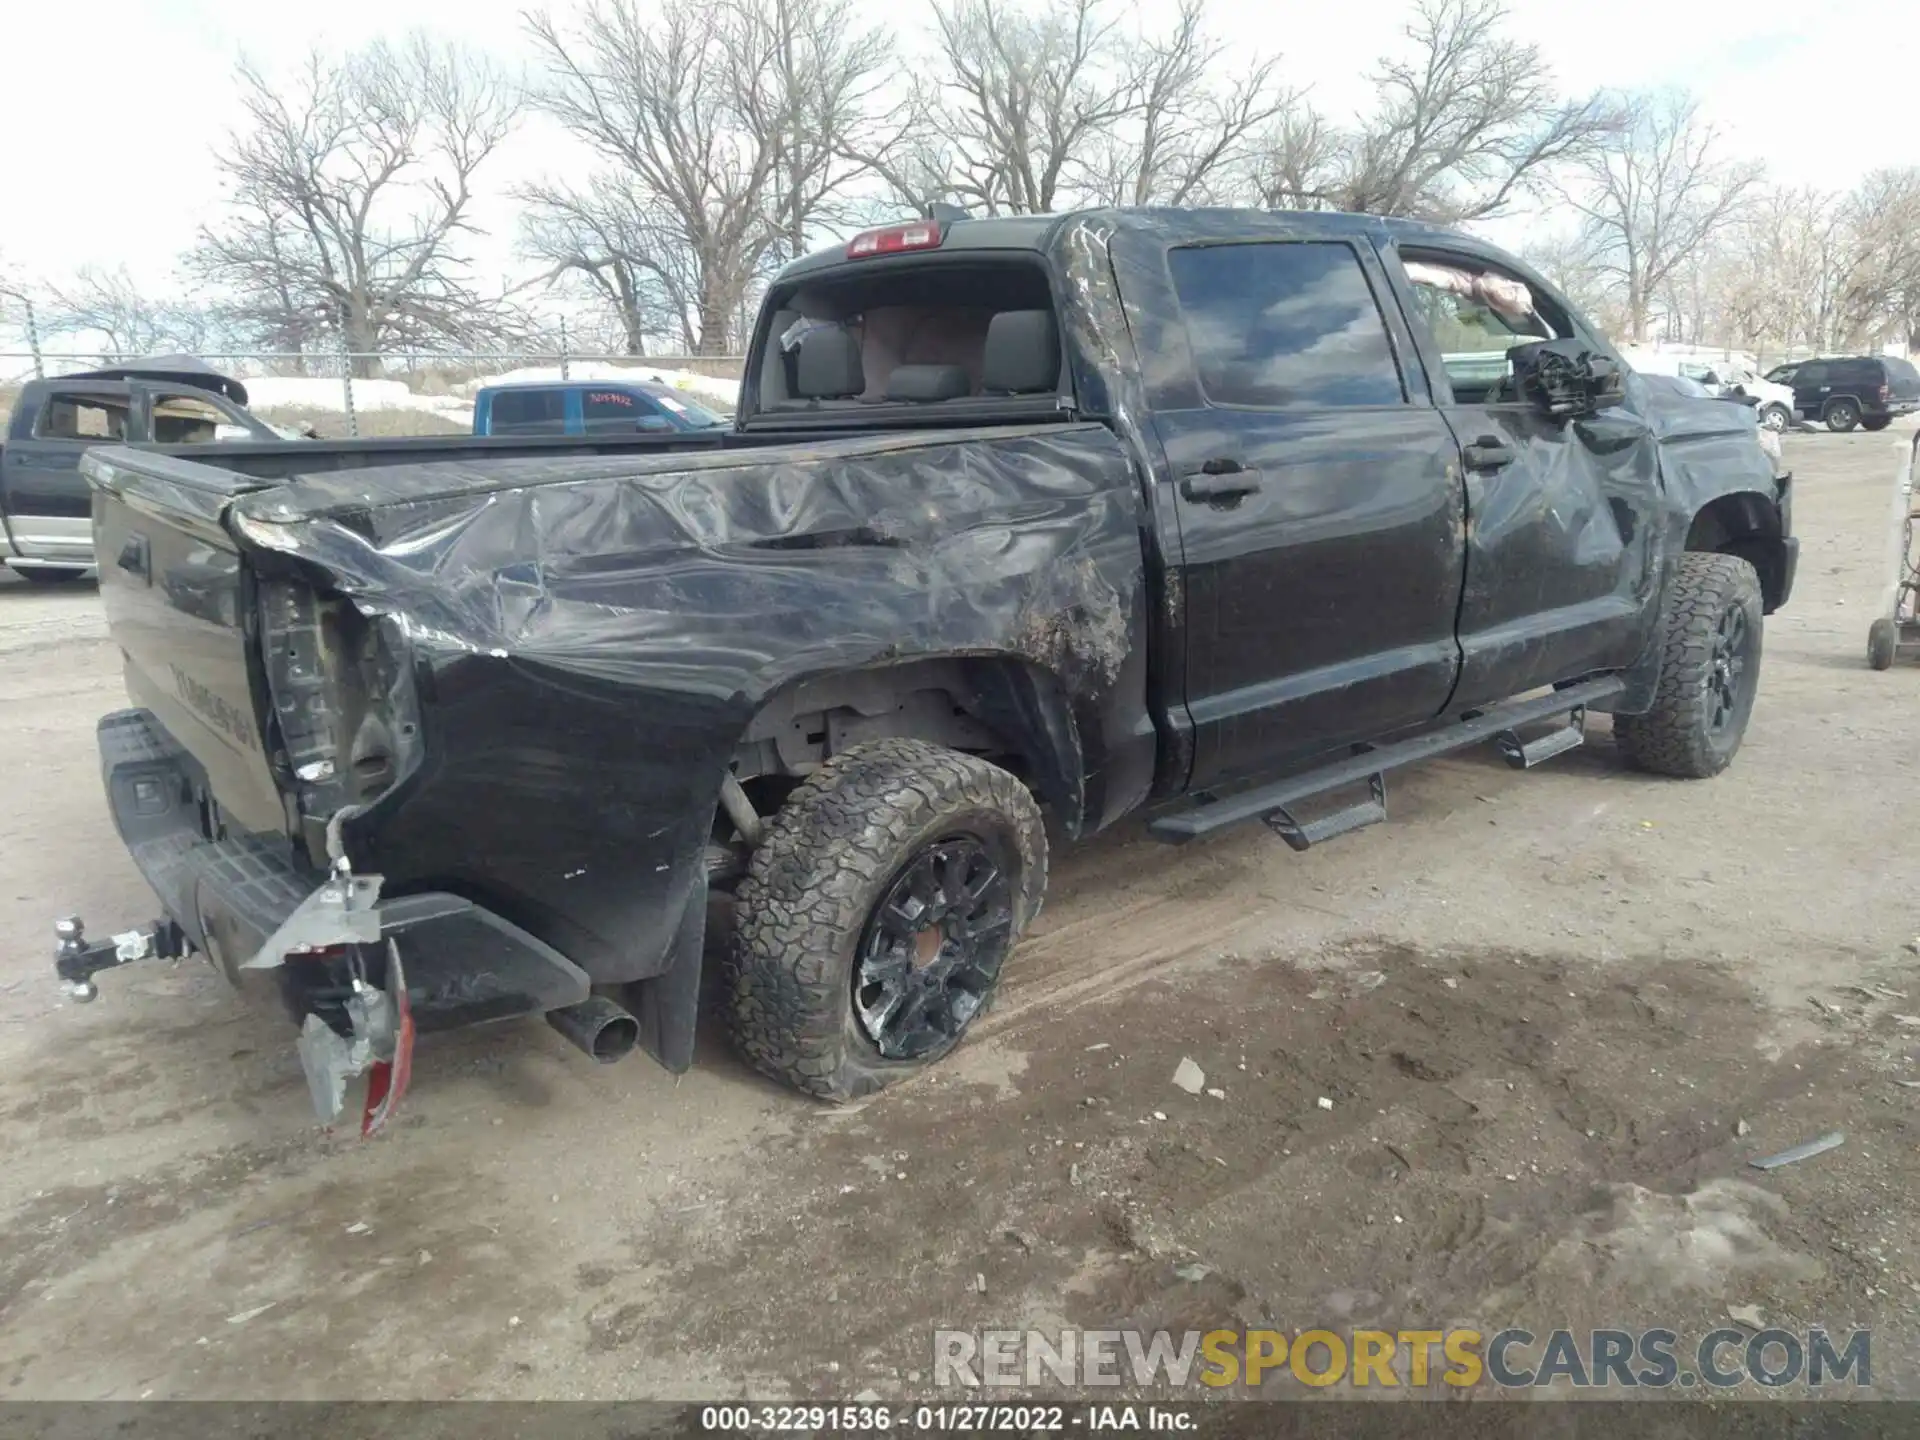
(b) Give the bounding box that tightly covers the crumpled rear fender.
[228,423,1149,992]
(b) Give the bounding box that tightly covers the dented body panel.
[220,423,1149,990]
[79,204,1794,1093]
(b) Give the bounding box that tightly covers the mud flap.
[632,891,706,1073]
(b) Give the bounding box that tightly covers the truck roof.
[772,207,1514,286]
[59,355,249,407]
[476,377,685,394]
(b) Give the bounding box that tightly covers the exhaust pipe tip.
[546,996,640,1064]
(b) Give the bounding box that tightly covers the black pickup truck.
[0,358,293,582]
[61,208,1794,1129]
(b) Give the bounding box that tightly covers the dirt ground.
[1,424,1917,1405]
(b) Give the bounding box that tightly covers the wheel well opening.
[1685,494,1788,613]
[725,658,1081,836]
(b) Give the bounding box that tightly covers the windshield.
[649,389,727,428]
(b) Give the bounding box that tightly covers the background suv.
[1764,355,1920,432]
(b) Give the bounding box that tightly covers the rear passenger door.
[1126,230,1468,792]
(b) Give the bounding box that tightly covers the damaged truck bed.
[66,206,1796,1126]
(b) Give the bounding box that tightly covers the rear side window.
[1168,242,1403,408]
[34,393,128,440]
[488,388,567,433]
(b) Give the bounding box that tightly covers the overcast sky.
[1,0,1912,300]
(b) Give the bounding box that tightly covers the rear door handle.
[1462,436,1514,472]
[1180,459,1263,502]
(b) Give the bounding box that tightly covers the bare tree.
[1835,168,1920,351]
[527,0,895,356]
[915,0,1284,214]
[1520,230,1622,332]
[40,266,238,359]
[1564,89,1762,343]
[1072,1,1291,208]
[1241,0,1611,223]
[191,36,518,373]
[518,177,698,354]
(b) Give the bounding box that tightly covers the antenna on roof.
[925,202,971,223]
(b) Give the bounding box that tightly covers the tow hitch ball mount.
[51,859,416,1138]
[54,914,186,1003]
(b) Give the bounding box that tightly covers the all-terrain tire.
[1862,416,1893,432]
[1614,553,1764,779]
[725,739,1047,1101]
[1825,398,1861,432]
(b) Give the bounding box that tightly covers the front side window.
[1168,242,1404,409]
[581,388,662,432]
[1399,254,1563,403]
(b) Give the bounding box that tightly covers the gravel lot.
[1,424,1917,1403]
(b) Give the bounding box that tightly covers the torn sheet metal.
[242,871,383,969]
[227,423,1146,989]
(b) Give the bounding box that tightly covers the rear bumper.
[98,707,591,1030]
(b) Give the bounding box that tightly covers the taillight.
[1878,383,1891,401]
[846,222,943,258]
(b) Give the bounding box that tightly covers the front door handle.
[1180,459,1263,502]
[1462,436,1515,472]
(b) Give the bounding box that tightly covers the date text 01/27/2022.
[696,1404,1194,1431]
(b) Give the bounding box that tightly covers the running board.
[1148,677,1624,845]
[1263,774,1387,853]
[1496,705,1589,770]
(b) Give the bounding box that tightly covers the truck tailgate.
[87,448,288,836]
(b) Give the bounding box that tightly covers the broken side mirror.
[1510,339,1626,420]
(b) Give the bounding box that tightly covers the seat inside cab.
[753,260,1068,419]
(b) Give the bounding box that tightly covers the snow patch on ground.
[245,376,474,423]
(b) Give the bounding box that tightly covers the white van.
[1625,349,1795,433]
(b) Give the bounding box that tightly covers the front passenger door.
[1383,246,1662,712]
[1789,361,1829,421]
